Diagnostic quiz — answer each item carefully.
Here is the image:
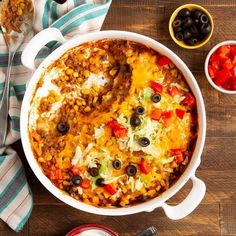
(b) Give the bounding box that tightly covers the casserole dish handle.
[159,175,205,220]
[22,28,66,70]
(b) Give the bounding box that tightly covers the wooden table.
[1,0,236,235]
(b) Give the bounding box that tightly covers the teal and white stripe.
[0,0,111,232]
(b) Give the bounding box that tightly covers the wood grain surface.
[1,0,236,235]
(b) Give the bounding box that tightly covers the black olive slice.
[112,159,122,170]
[193,18,200,25]
[175,32,184,41]
[151,93,161,103]
[96,178,105,187]
[57,121,69,135]
[200,23,211,34]
[178,8,191,18]
[88,167,99,177]
[183,17,193,29]
[130,115,141,127]
[172,19,182,28]
[72,175,83,186]
[192,10,202,19]
[186,37,198,46]
[138,137,150,147]
[126,165,137,176]
[183,30,192,40]
[189,24,199,36]
[173,26,182,33]
[135,106,145,115]
[200,14,209,24]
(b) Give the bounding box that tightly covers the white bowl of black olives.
[169,4,214,49]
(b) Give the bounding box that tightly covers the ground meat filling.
[0,0,33,33]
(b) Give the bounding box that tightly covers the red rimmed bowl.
[66,224,118,236]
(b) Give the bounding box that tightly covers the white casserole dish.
[21,29,206,219]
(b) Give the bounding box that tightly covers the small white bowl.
[204,40,236,94]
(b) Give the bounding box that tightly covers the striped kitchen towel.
[0,0,111,232]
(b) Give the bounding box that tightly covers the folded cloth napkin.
[0,0,111,232]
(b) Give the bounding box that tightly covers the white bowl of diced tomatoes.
[205,40,236,94]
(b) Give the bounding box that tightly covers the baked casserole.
[28,39,198,207]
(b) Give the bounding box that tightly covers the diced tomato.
[50,169,62,180]
[218,45,231,56]
[210,52,219,62]
[168,85,180,96]
[223,59,234,70]
[171,148,182,155]
[176,109,185,119]
[162,111,173,119]
[208,65,217,78]
[151,108,162,121]
[181,93,196,109]
[217,46,230,62]
[222,80,232,90]
[232,56,236,66]
[157,56,171,66]
[104,184,117,195]
[108,119,127,138]
[113,128,128,138]
[139,159,152,174]
[171,149,184,164]
[80,179,91,189]
[55,170,62,180]
[71,165,85,175]
[231,66,236,77]
[214,69,231,86]
[231,79,236,91]
[162,111,173,127]
[211,60,220,70]
[174,154,184,163]
[150,81,163,93]
[231,46,236,56]
[107,119,121,130]
[218,53,228,62]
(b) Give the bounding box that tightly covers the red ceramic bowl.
[66,224,118,236]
